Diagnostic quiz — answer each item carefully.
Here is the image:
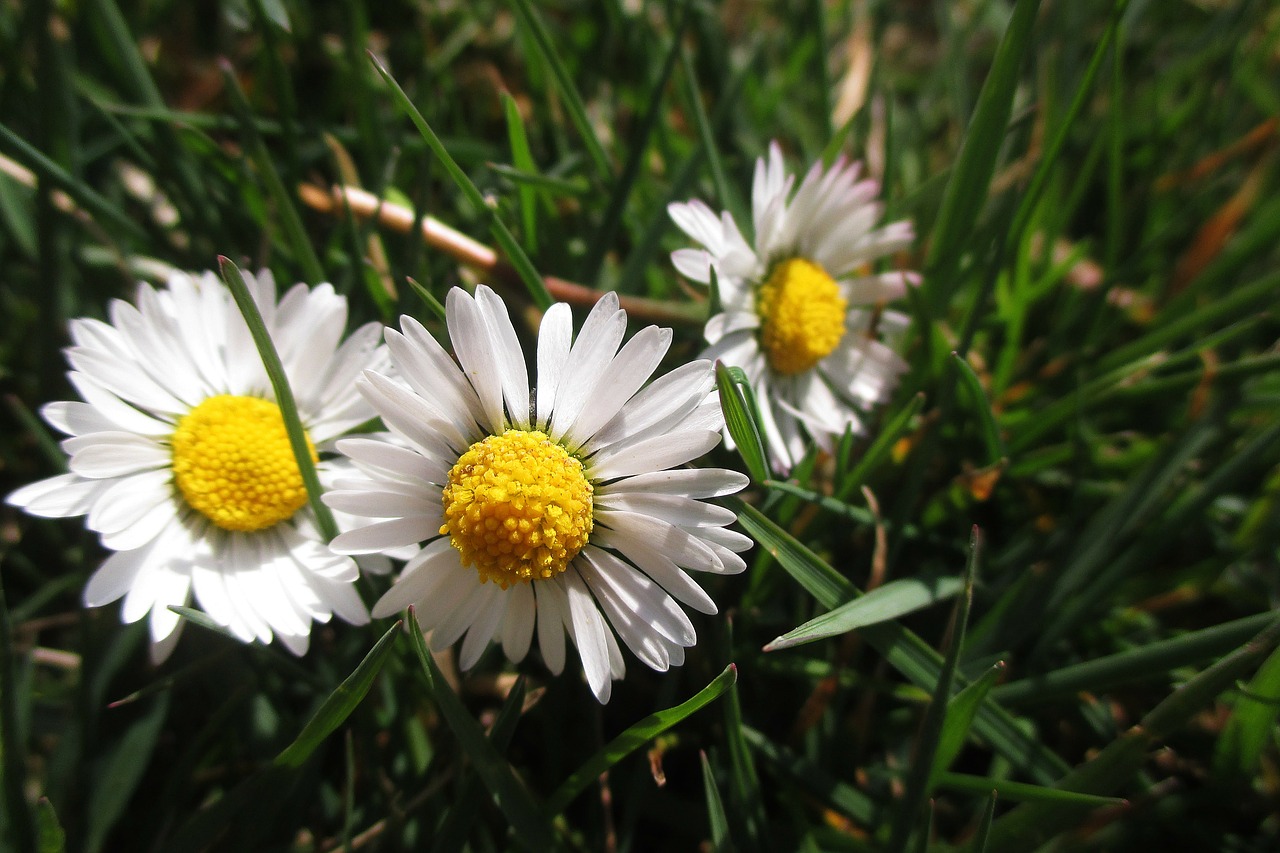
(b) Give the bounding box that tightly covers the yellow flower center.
[756,257,848,375]
[441,429,594,588]
[171,395,316,532]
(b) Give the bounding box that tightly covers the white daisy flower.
[669,141,920,472]
[6,269,388,661]
[325,285,751,703]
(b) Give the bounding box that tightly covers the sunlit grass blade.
[924,0,1042,310]
[168,604,243,642]
[716,363,769,484]
[700,751,732,852]
[764,576,964,652]
[951,352,1007,464]
[984,614,1280,852]
[545,664,736,815]
[275,621,401,768]
[731,499,856,607]
[218,257,339,541]
[406,275,448,322]
[889,527,980,853]
[219,61,325,284]
[404,608,558,851]
[993,611,1275,706]
[930,662,1005,783]
[368,52,553,310]
[503,92,539,253]
[506,0,612,182]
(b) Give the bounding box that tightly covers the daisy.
[6,268,388,661]
[669,141,919,472]
[325,285,750,703]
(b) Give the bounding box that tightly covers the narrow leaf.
[275,621,401,767]
[36,797,66,853]
[404,609,558,851]
[545,664,737,815]
[218,257,340,541]
[931,662,1006,782]
[765,576,965,651]
[938,773,1123,808]
[950,352,1007,464]
[701,752,732,853]
[502,91,539,252]
[717,362,770,483]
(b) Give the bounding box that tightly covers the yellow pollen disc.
[171,395,316,533]
[756,257,848,375]
[441,429,594,589]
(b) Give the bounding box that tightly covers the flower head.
[669,141,919,471]
[326,285,750,703]
[7,269,388,660]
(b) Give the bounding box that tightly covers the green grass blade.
[168,604,243,642]
[836,392,925,502]
[35,797,66,853]
[951,352,1007,464]
[717,363,770,484]
[970,790,997,853]
[506,0,612,182]
[0,121,147,241]
[404,608,558,851]
[368,52,553,310]
[502,91,539,253]
[993,612,1276,706]
[1214,642,1280,777]
[740,726,877,825]
[218,257,339,541]
[545,664,736,815]
[764,576,965,652]
[983,615,1280,852]
[219,61,325,285]
[274,621,401,768]
[679,49,729,206]
[930,662,1005,783]
[937,773,1124,807]
[431,678,529,853]
[721,656,767,853]
[889,527,980,853]
[731,499,857,607]
[0,576,35,852]
[85,694,170,853]
[700,752,732,852]
[924,0,1042,310]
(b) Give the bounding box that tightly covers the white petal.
[458,584,506,670]
[596,491,737,528]
[560,326,672,447]
[500,582,536,663]
[329,517,437,554]
[475,285,530,429]
[594,508,722,572]
[548,294,625,442]
[588,430,720,481]
[535,303,573,427]
[604,468,748,499]
[591,528,718,614]
[561,570,613,703]
[7,473,109,518]
[534,580,568,674]
[447,287,505,433]
[65,432,170,478]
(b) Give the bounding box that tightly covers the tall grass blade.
[717,363,770,484]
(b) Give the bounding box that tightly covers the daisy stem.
[216,256,341,543]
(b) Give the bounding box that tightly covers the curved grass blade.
[86,694,170,853]
[275,620,401,768]
[367,53,553,310]
[218,257,339,541]
[545,663,737,815]
[764,575,965,652]
[970,790,997,853]
[836,392,925,502]
[716,362,769,484]
[404,609,558,851]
